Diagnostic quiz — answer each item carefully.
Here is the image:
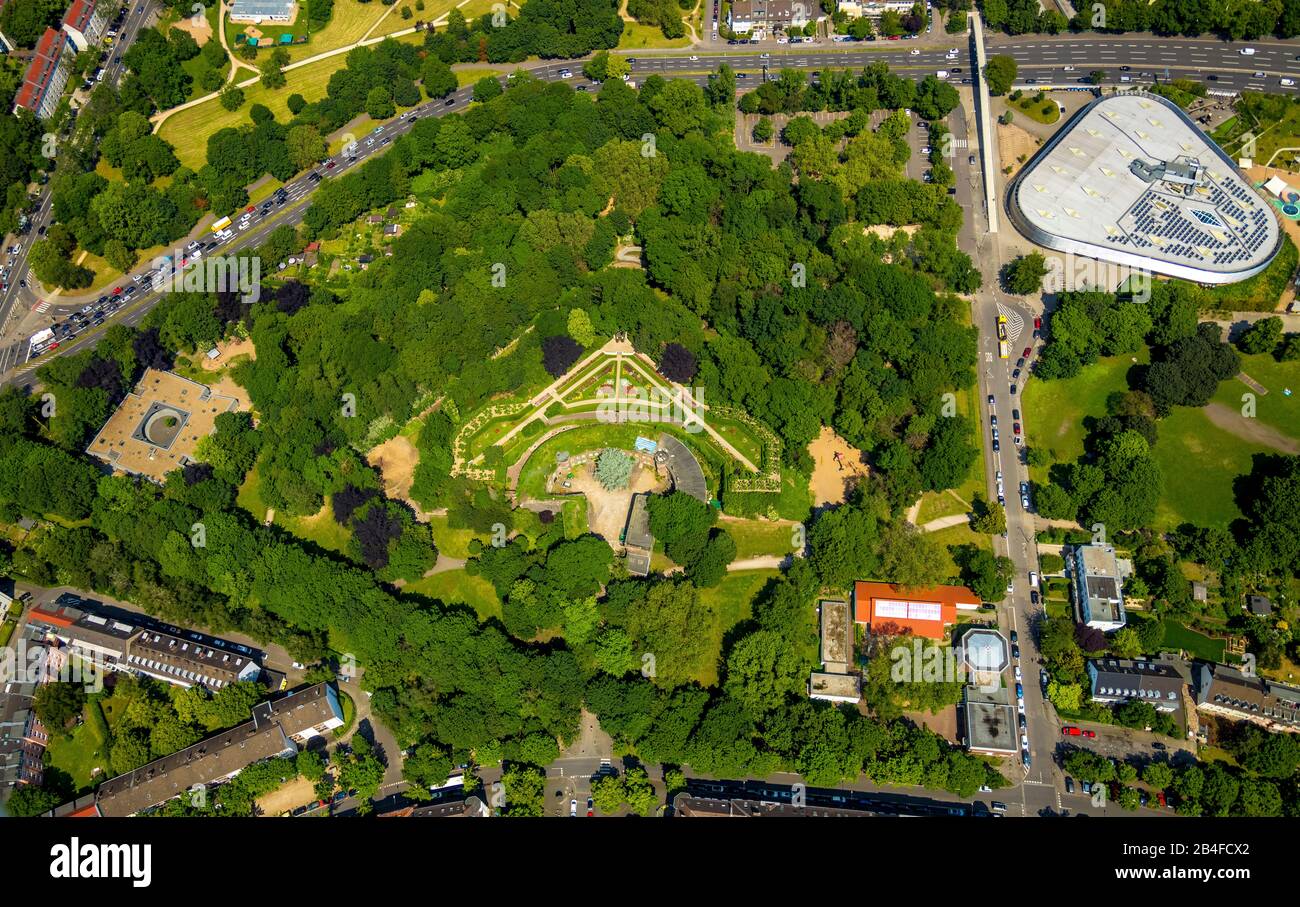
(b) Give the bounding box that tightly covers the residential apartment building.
[89,682,344,816]
[1194,663,1300,734]
[0,679,47,789]
[28,599,262,691]
[12,26,74,120]
[61,0,108,52]
[1087,656,1186,712]
[728,0,809,34]
[1072,543,1127,632]
[836,0,914,19]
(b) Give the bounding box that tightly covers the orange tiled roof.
[852,581,979,639]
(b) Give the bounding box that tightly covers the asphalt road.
[0,2,158,350]
[4,32,1299,384]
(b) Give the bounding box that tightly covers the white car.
[1240,47,1256,55]
[569,798,578,816]
[689,55,699,61]
[1014,666,1023,681]
[1063,65,1075,72]
[1284,78,1297,87]
[910,48,920,56]
[558,69,573,79]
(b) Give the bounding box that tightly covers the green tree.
[594,448,635,490]
[985,55,1018,95]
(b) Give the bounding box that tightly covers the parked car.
[569,798,578,816]
[1065,777,1074,793]
[1063,726,1082,736]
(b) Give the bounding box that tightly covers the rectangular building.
[28,601,261,691]
[13,27,74,120]
[1072,544,1127,632]
[853,581,979,640]
[836,0,914,18]
[228,0,298,23]
[1194,663,1300,734]
[90,682,343,816]
[1088,657,1184,712]
[810,597,860,703]
[963,687,1018,756]
[61,0,108,52]
[728,0,804,34]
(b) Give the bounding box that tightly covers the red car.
[246,205,256,213]
[1013,422,1022,435]
[1062,726,1081,736]
[1156,790,1167,808]
[1082,729,1096,738]
[112,286,123,296]
[48,342,59,350]
[1022,346,1032,358]
[1033,316,1042,329]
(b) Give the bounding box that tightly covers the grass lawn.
[726,518,797,560]
[1022,351,1146,484]
[45,723,111,792]
[333,690,356,738]
[694,568,780,686]
[427,514,481,559]
[1007,92,1061,125]
[457,67,505,88]
[237,467,354,555]
[402,569,501,621]
[160,30,424,170]
[617,21,693,50]
[1211,94,1300,171]
[1161,618,1226,662]
[927,521,990,585]
[1149,405,1267,530]
[1212,352,1300,444]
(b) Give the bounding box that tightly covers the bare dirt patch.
[200,336,256,371]
[808,425,867,507]
[255,775,316,816]
[997,122,1041,177]
[557,459,667,546]
[367,434,423,514]
[1204,402,1300,455]
[171,14,213,46]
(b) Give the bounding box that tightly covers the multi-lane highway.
[0,1,158,367]
[3,26,1300,809]
[6,30,1300,381]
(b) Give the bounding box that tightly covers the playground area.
[808,426,867,507]
[545,449,667,545]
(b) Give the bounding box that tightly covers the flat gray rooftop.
[1011,92,1282,284]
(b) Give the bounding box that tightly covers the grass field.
[456,67,505,87]
[427,514,482,559]
[726,518,797,560]
[402,569,501,620]
[1007,92,1061,125]
[1212,352,1300,444]
[159,30,423,170]
[694,568,780,686]
[915,382,986,525]
[1160,618,1226,662]
[617,21,693,50]
[1022,351,1146,485]
[1149,405,1268,530]
[928,521,991,585]
[236,468,355,555]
